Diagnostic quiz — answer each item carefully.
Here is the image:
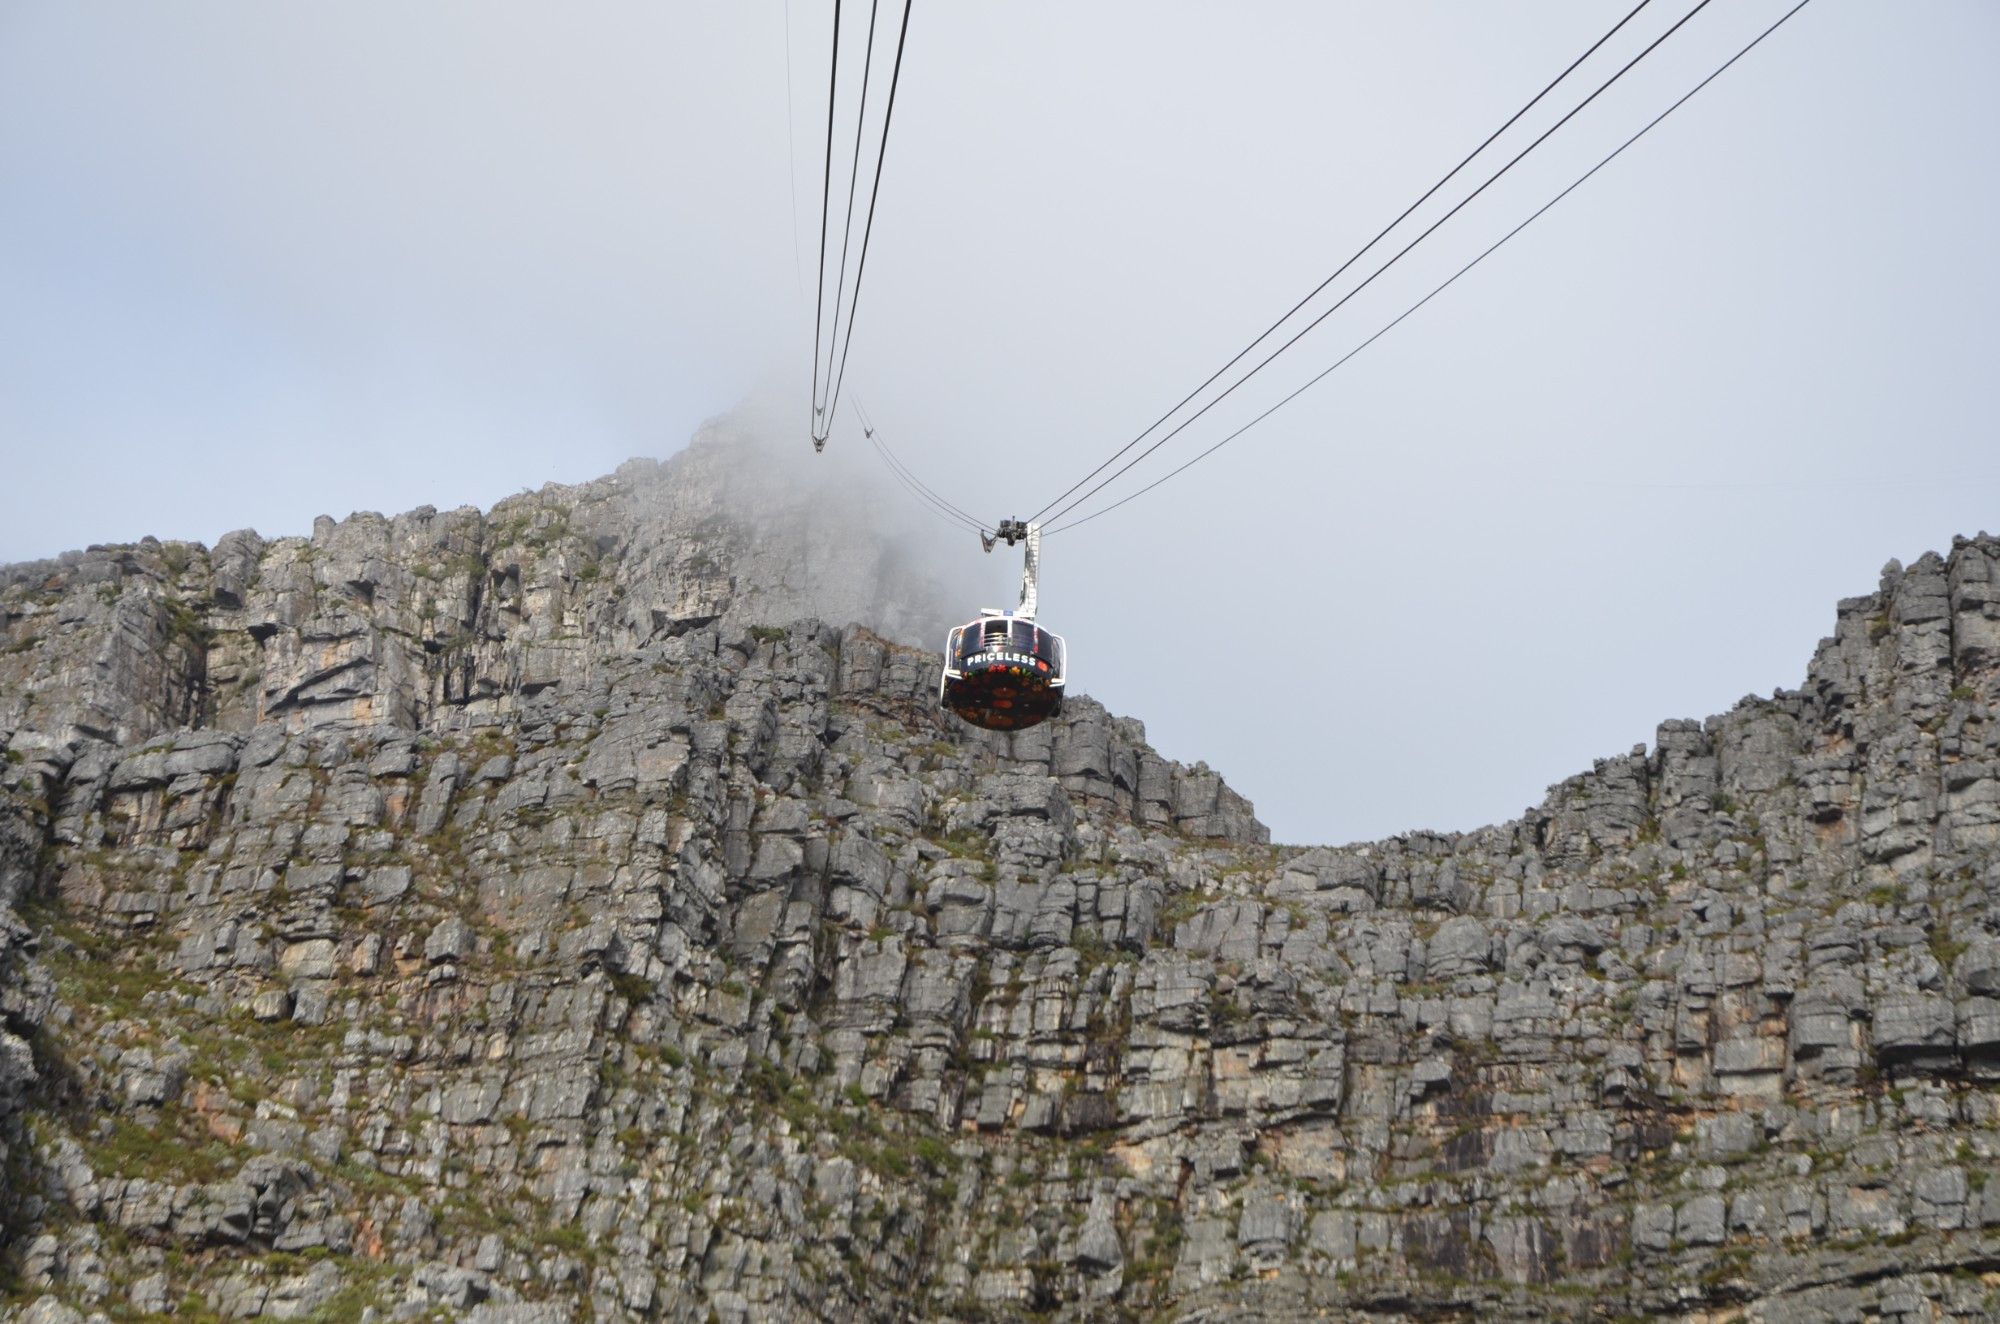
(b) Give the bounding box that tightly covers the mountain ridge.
[1,436,1997,1322]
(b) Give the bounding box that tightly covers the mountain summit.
[1,434,1997,1322]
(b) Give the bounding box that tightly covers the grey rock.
[4,443,1999,1324]
[18,1298,84,1324]
[1678,1194,1727,1247]
[1426,915,1493,978]
[1874,993,1957,1067]
[424,916,473,964]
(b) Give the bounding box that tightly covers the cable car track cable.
[872,433,990,534]
[808,382,991,534]
[820,0,914,446]
[1026,0,1659,524]
[808,0,844,444]
[861,417,990,535]
[815,0,885,441]
[875,437,991,535]
[1037,0,1721,530]
[1044,0,1818,538]
[859,410,991,534]
[853,396,994,534]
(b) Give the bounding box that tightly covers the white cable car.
[938,521,1067,731]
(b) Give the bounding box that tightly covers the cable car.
[938,519,1068,732]
[940,611,1067,731]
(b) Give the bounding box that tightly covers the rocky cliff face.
[0,430,1996,1323]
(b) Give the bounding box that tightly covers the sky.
[2,1,1996,847]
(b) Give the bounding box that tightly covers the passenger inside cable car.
[938,612,1066,732]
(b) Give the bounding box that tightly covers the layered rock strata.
[0,435,1996,1322]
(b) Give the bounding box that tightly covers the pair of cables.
[1027,0,1818,534]
[808,0,914,451]
[779,10,970,534]
[853,396,998,539]
[1046,0,1816,535]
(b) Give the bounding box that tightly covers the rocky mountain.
[0,425,1997,1323]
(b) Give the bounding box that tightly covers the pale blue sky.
[3,2,1996,845]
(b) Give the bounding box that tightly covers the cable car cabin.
[939,612,1066,732]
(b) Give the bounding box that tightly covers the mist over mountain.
[1,428,1997,1322]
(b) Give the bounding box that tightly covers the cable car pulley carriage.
[938,519,1067,732]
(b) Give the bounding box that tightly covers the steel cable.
[852,397,994,533]
[1038,0,1720,529]
[1027,0,1659,523]
[872,435,991,534]
[858,415,992,535]
[1046,0,1818,537]
[814,0,884,440]
[821,0,915,442]
[808,0,843,441]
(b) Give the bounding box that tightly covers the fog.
[3,2,1996,845]
[688,387,990,649]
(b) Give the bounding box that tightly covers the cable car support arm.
[979,518,1041,620]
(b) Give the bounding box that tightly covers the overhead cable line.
[820,0,915,445]
[873,436,990,534]
[850,396,993,534]
[1046,0,1818,537]
[853,397,994,534]
[1037,0,1720,529]
[1026,0,1659,524]
[858,415,989,535]
[815,0,885,440]
[808,0,844,444]
[872,435,989,534]
[806,375,992,535]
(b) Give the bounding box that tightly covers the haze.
[2,1,1995,847]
